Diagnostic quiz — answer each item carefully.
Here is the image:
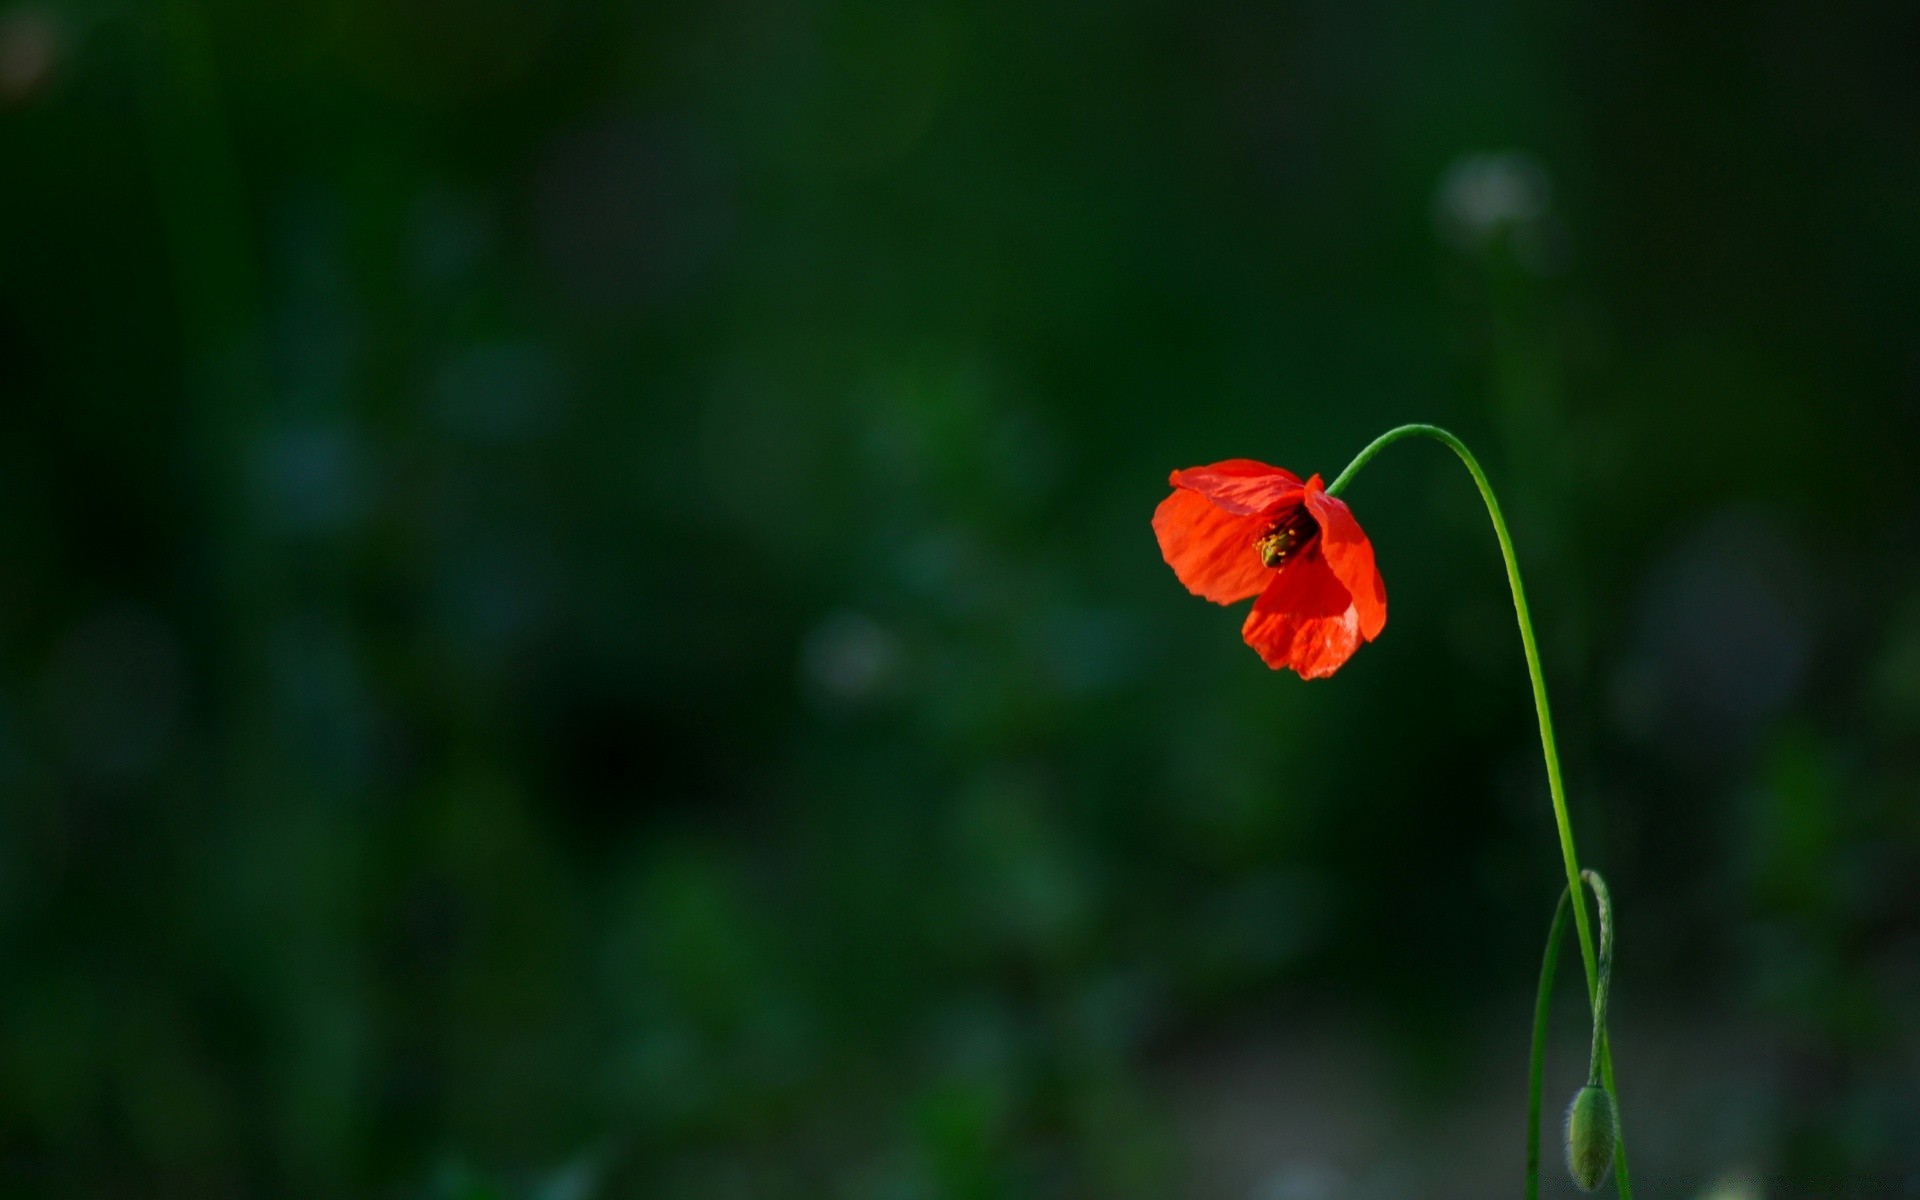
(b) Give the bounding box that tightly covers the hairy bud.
[1563,1084,1618,1192]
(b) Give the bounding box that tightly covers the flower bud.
[1563,1084,1617,1192]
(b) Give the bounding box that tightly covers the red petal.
[1240,554,1363,678]
[1302,477,1387,641]
[1153,488,1271,604]
[1168,459,1305,516]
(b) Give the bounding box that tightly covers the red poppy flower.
[1153,459,1387,678]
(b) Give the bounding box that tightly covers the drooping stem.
[1329,424,1630,1197]
[1582,870,1614,1087]
[1526,871,1617,1200]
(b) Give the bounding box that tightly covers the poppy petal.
[1153,488,1271,604]
[1240,554,1362,678]
[1169,459,1306,516]
[1302,478,1387,641]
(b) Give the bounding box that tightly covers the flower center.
[1255,509,1320,568]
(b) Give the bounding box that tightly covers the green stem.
[1582,871,1614,1087]
[1329,424,1630,1197]
[1526,872,1616,1200]
[1524,888,1571,1200]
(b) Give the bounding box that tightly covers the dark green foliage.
[1,0,1919,1196]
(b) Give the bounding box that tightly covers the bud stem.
[1583,870,1614,1088]
[1329,425,1631,1198]
[1526,873,1618,1198]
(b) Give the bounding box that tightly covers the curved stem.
[1525,871,1616,1200]
[1582,870,1614,1087]
[1329,424,1631,1197]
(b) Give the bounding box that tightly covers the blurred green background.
[3,1,1919,1196]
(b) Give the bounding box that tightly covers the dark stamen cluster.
[1255,508,1320,569]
